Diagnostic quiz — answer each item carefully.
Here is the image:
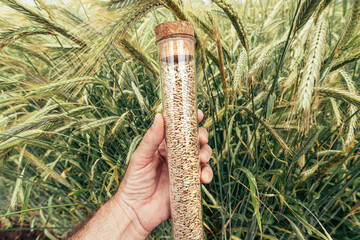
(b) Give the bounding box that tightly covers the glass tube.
[156,22,203,240]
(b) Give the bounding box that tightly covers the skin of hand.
[68,110,213,240]
[117,109,213,237]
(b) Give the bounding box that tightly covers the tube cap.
[155,21,194,42]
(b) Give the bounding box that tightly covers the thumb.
[132,113,165,163]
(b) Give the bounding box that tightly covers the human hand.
[115,109,213,238]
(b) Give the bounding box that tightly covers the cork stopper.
[155,21,194,42]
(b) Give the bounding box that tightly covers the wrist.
[110,193,149,239]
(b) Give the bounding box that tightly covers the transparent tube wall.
[157,35,203,239]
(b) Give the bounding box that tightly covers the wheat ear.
[337,0,360,51]
[233,47,247,95]
[339,69,358,149]
[211,0,248,51]
[297,16,327,112]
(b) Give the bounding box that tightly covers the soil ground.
[0,221,52,240]
[0,229,50,240]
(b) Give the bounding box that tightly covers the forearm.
[68,195,148,240]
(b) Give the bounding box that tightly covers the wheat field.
[0,0,360,239]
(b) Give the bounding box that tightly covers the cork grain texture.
[154,20,194,41]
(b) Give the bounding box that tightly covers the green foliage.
[0,0,360,239]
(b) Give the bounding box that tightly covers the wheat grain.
[345,105,357,149]
[203,105,233,129]
[10,167,25,210]
[160,0,189,22]
[297,17,314,46]
[26,77,108,96]
[161,57,203,239]
[1,103,28,116]
[289,47,303,72]
[313,0,332,21]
